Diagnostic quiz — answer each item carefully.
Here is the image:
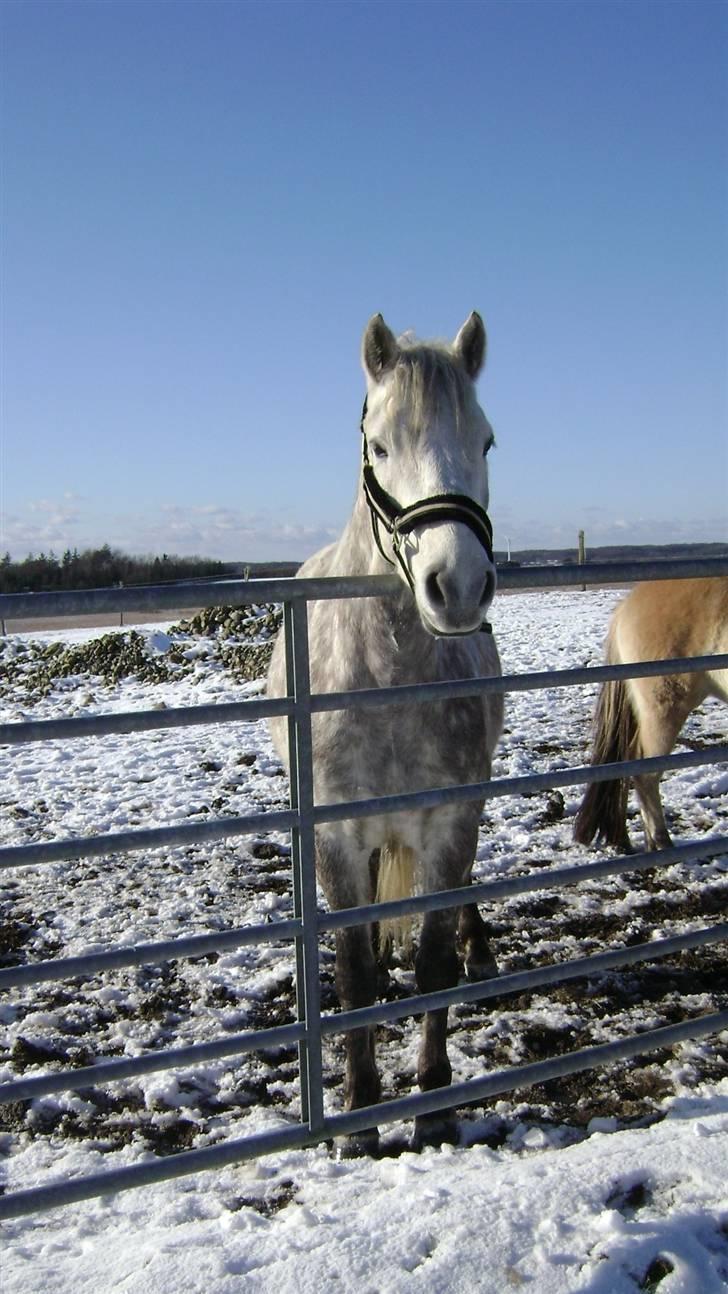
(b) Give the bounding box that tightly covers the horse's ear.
[453,312,486,379]
[362,314,399,382]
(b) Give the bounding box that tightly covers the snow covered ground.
[1,587,726,1292]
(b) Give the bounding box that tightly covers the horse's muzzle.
[416,556,497,637]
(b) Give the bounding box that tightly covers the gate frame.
[1,557,727,1219]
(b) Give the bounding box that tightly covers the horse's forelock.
[386,342,476,433]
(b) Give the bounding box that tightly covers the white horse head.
[361,311,497,636]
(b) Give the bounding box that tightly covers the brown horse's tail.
[573,631,638,849]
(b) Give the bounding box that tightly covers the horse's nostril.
[425,571,446,608]
[481,571,496,609]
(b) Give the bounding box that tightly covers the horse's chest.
[313,696,488,800]
[305,602,499,806]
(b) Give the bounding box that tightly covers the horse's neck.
[330,488,389,578]
[318,483,372,573]
[329,489,439,682]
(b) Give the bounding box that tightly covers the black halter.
[360,397,494,632]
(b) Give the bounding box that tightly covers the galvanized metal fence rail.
[1,557,727,1219]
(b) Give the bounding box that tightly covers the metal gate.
[1,557,727,1218]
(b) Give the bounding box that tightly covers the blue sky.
[2,0,726,561]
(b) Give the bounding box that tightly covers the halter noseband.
[360,397,494,633]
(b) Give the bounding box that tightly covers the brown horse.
[574,578,728,852]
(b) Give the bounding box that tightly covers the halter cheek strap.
[360,398,494,633]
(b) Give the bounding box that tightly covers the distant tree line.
[0,545,230,594]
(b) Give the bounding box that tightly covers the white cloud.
[489,506,727,552]
[1,495,724,563]
[0,498,340,563]
[0,500,85,557]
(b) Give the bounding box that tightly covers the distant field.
[3,545,725,634]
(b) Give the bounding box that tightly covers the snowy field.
[1,586,726,1292]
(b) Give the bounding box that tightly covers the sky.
[1,0,727,563]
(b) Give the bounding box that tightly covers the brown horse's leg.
[457,903,498,981]
[630,679,693,850]
[412,906,461,1150]
[633,770,672,850]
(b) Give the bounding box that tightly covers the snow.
[3,1084,728,1292]
[1,588,726,1291]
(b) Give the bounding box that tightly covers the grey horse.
[267,312,503,1152]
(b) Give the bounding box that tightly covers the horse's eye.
[483,437,495,458]
[370,442,388,461]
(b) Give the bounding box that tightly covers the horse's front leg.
[317,832,381,1156]
[413,820,488,1150]
[457,902,498,981]
[334,922,381,1155]
[413,904,460,1150]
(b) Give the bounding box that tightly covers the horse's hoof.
[411,1112,459,1152]
[336,1127,380,1159]
[648,835,672,853]
[464,952,499,983]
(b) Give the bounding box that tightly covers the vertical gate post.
[578,529,586,592]
[283,596,325,1134]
